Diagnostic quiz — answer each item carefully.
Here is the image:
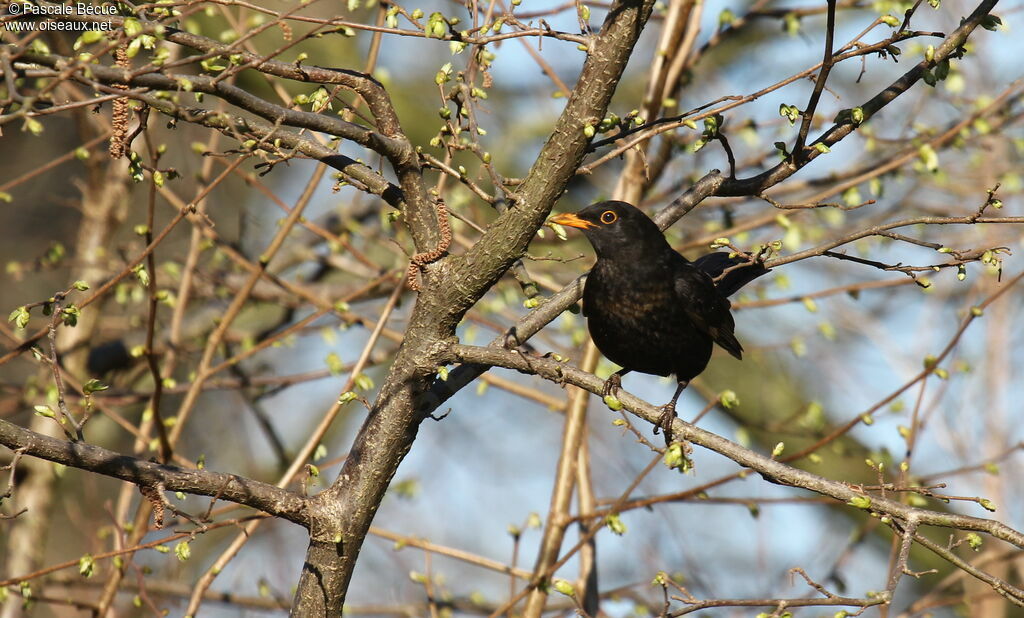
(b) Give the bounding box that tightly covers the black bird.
[549,201,767,439]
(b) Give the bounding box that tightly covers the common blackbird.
[549,201,767,439]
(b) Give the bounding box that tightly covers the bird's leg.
[654,380,689,443]
[602,368,630,399]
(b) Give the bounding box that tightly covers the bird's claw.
[602,373,623,399]
[653,403,677,443]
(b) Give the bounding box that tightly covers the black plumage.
[549,201,767,438]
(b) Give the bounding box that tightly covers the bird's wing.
[674,263,744,360]
[692,252,769,298]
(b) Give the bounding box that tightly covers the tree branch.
[447,344,1024,549]
[716,0,998,196]
[0,419,311,527]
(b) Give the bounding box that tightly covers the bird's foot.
[602,373,623,399]
[653,402,678,443]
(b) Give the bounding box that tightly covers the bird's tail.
[692,252,770,297]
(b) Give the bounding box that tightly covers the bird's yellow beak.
[548,212,595,229]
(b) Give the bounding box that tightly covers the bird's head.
[548,201,668,259]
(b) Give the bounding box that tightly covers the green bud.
[79,555,95,578]
[34,405,56,418]
[354,373,374,391]
[75,30,106,50]
[779,103,799,125]
[23,117,44,136]
[663,442,685,469]
[83,379,108,394]
[552,579,575,597]
[435,62,453,85]
[123,17,143,38]
[918,144,939,172]
[325,352,345,375]
[9,306,30,329]
[604,513,626,535]
[427,12,447,38]
[847,495,872,509]
[61,304,81,327]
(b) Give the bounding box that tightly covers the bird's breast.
[583,261,712,379]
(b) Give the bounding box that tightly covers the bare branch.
[0,420,311,526]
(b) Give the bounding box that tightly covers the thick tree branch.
[0,419,312,527]
[15,52,404,155]
[285,0,661,613]
[447,344,1024,549]
[59,13,404,136]
[7,54,406,208]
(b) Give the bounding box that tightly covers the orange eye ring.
[600,210,618,224]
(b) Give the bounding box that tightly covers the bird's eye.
[600,210,617,224]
